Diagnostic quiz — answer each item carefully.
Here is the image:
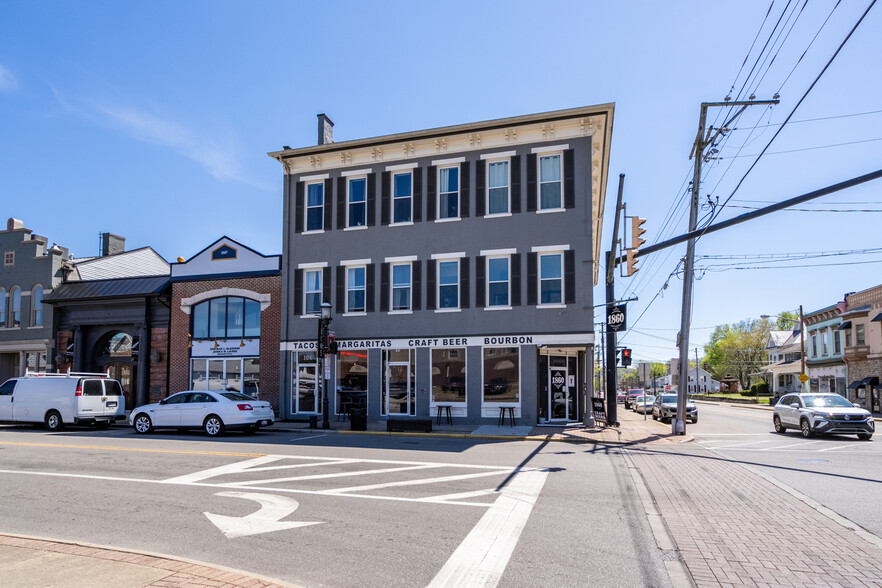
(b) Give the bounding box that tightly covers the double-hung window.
[487,257,510,307]
[348,177,367,228]
[305,182,324,232]
[391,263,412,311]
[438,166,459,219]
[10,287,21,327]
[857,324,866,346]
[32,285,43,326]
[438,260,459,309]
[347,266,366,313]
[0,288,5,325]
[304,269,322,314]
[539,253,563,305]
[393,172,412,224]
[487,160,509,215]
[538,153,563,210]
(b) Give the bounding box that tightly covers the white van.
[0,371,126,430]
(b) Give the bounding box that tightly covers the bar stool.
[498,406,516,426]
[435,405,452,425]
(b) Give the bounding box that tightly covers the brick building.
[842,283,882,414]
[168,237,281,412]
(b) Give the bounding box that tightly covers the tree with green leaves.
[703,317,773,390]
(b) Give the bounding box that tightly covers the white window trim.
[429,349,468,408]
[480,150,516,160]
[433,218,460,224]
[536,208,565,215]
[346,176,368,229]
[484,306,513,312]
[537,152,564,211]
[480,248,517,256]
[385,255,417,263]
[485,158,511,216]
[298,261,329,269]
[300,173,329,181]
[341,258,372,266]
[531,144,569,154]
[437,164,461,221]
[303,268,323,316]
[531,245,570,252]
[537,251,564,307]
[346,265,367,314]
[481,346,521,407]
[305,180,325,232]
[434,308,462,314]
[341,168,373,177]
[343,226,369,232]
[391,170,414,225]
[431,156,466,166]
[386,162,418,171]
[430,252,466,260]
[436,258,460,311]
[342,312,368,317]
[390,262,413,312]
[486,256,510,309]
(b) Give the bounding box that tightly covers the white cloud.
[52,87,272,191]
[0,64,18,92]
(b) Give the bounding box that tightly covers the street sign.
[607,305,627,332]
[798,373,809,384]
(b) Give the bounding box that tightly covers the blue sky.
[2,1,880,365]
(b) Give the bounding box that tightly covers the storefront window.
[243,358,260,398]
[432,348,466,404]
[483,347,519,403]
[192,357,259,396]
[191,359,207,389]
[337,351,368,414]
[208,360,224,390]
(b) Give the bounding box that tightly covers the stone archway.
[92,331,138,412]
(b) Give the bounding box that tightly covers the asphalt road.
[0,424,672,588]
[686,400,882,539]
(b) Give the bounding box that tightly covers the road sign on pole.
[607,305,627,332]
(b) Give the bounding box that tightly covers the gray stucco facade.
[0,218,68,381]
[270,105,614,425]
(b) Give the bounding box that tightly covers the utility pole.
[675,99,778,434]
[799,304,807,392]
[605,174,625,426]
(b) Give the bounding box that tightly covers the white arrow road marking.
[428,468,548,588]
[204,491,322,539]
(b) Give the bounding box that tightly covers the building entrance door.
[105,362,135,412]
[386,362,413,415]
[548,363,569,421]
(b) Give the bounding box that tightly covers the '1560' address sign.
[607,305,627,332]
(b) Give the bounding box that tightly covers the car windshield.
[637,396,654,402]
[802,395,853,408]
[220,392,254,401]
[660,395,677,403]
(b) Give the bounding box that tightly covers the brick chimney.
[317,113,334,145]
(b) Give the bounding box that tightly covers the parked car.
[130,390,275,436]
[624,389,644,409]
[616,390,626,403]
[652,394,698,423]
[773,392,874,440]
[0,371,125,430]
[632,395,655,414]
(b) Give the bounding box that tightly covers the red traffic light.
[621,348,632,367]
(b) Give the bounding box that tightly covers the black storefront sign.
[607,305,627,332]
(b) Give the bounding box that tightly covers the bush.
[748,382,770,397]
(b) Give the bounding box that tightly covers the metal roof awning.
[848,377,880,389]
[848,380,863,389]
[837,321,852,330]
[871,312,882,322]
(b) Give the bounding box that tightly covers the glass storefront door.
[549,363,568,421]
[293,351,319,414]
[386,362,412,415]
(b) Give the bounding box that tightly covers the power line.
[719,136,882,158]
[731,108,882,130]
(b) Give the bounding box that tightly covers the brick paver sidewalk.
[626,443,882,587]
[0,534,300,588]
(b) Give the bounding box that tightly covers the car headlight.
[811,412,830,419]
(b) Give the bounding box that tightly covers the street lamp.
[318,302,332,430]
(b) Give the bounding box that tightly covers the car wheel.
[204,415,225,437]
[133,414,153,434]
[652,412,657,421]
[95,421,111,430]
[857,433,873,441]
[773,415,786,434]
[691,416,698,424]
[800,419,813,438]
[45,410,63,431]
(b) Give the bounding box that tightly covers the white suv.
[773,393,874,440]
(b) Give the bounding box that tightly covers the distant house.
[804,303,846,397]
[750,329,803,396]
[841,284,882,414]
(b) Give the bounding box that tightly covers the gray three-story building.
[269,105,614,425]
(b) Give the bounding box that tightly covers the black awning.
[848,380,863,389]
[837,321,852,331]
[871,312,882,322]
[861,376,880,387]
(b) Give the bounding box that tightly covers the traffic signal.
[626,249,639,276]
[631,217,647,250]
[327,334,338,355]
[621,348,632,367]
